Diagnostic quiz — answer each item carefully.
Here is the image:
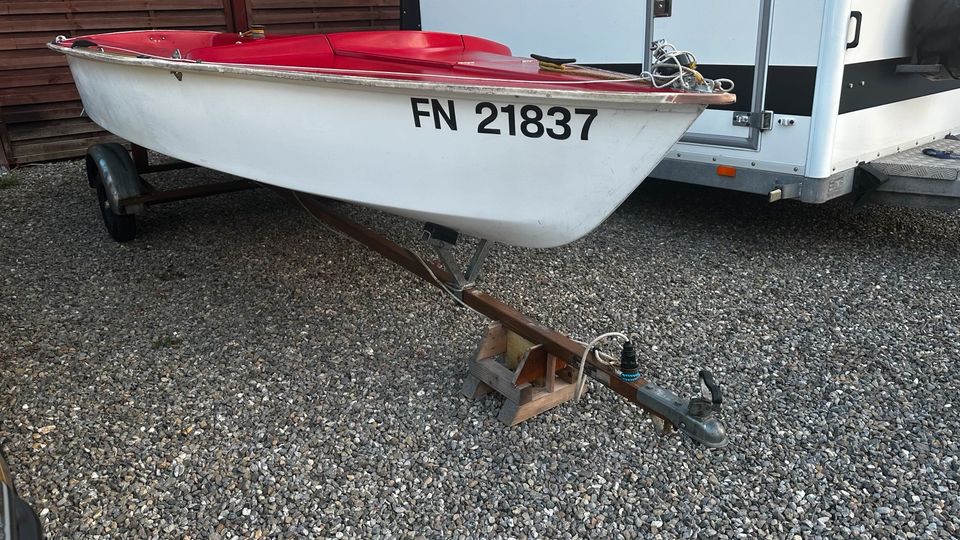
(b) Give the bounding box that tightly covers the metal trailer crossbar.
[82,142,730,448]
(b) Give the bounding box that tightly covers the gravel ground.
[1,160,959,539]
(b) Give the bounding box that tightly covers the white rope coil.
[638,40,735,93]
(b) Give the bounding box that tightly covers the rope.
[637,40,735,93]
[574,332,629,401]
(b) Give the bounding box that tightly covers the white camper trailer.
[405,0,960,209]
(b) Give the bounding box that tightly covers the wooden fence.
[0,0,399,168]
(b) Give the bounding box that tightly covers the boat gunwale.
[50,43,736,107]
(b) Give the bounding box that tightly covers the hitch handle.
[699,369,722,409]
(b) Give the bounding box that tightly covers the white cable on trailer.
[574,332,629,400]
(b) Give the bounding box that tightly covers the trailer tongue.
[288,192,729,447]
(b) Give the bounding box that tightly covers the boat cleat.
[637,369,728,448]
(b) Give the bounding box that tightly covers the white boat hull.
[65,54,705,247]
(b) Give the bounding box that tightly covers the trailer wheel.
[84,142,130,188]
[95,179,136,242]
[86,143,141,242]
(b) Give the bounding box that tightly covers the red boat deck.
[58,30,682,93]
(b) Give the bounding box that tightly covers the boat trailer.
[84,143,729,448]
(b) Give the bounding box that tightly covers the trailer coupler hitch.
[636,369,727,448]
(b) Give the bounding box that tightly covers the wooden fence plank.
[12,131,122,161]
[0,50,68,71]
[12,136,122,163]
[0,67,74,89]
[0,85,79,107]
[247,0,399,34]
[259,22,397,33]
[0,1,225,16]
[251,8,398,25]
[0,34,64,51]
[0,113,12,170]
[3,101,85,124]
[0,13,228,34]
[9,117,104,142]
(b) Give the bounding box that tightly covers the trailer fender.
[85,143,143,215]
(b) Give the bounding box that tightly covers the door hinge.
[732,110,774,131]
[654,0,672,17]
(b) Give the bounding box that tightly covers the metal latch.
[654,0,672,17]
[733,110,774,131]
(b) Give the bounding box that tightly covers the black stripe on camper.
[589,63,752,113]
[580,60,960,116]
[587,64,818,117]
[840,57,960,114]
[400,0,421,30]
[697,65,756,114]
[764,66,818,117]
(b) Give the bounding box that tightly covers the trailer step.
[869,138,960,181]
[858,137,960,211]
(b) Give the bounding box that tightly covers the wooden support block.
[474,322,506,360]
[512,344,546,386]
[545,354,558,393]
[469,358,532,404]
[513,346,568,387]
[505,330,535,370]
[463,323,504,401]
[464,323,581,426]
[497,378,580,425]
[557,365,576,384]
[497,400,529,425]
[461,374,494,399]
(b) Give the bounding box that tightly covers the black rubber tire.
[84,150,99,188]
[95,172,137,242]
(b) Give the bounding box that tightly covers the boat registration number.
[410,98,599,141]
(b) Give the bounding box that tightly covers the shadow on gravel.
[623,178,960,254]
[5,161,960,539]
[138,187,294,239]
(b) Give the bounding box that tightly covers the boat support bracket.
[422,222,492,297]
